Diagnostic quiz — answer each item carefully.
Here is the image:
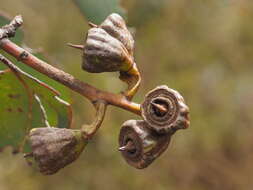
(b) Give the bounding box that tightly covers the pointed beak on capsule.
[67,43,84,50]
[88,22,98,28]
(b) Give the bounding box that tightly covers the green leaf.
[0,13,73,153]
[0,70,41,153]
[0,63,72,153]
[73,0,125,24]
[16,66,73,130]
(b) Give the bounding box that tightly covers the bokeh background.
[1,0,253,189]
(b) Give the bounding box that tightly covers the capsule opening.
[151,98,169,118]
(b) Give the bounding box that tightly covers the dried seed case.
[82,27,134,73]
[119,120,170,169]
[29,127,87,175]
[82,13,135,73]
[141,85,190,134]
[80,13,141,99]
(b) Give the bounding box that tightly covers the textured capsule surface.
[141,85,190,134]
[82,13,134,73]
[100,13,134,56]
[119,120,170,169]
[29,127,87,175]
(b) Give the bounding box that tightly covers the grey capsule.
[68,13,140,99]
[83,27,133,73]
[29,127,87,175]
[119,120,171,169]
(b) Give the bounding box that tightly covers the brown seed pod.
[82,27,134,73]
[68,13,141,99]
[141,85,190,134]
[28,127,88,175]
[119,120,171,169]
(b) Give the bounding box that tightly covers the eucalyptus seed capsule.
[119,120,171,169]
[82,27,133,73]
[141,85,190,134]
[68,13,141,99]
[29,127,87,175]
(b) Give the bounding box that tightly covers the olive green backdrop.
[1,0,253,189]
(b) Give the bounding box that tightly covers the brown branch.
[0,16,141,115]
[0,15,23,40]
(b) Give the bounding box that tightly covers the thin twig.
[0,15,23,40]
[34,94,51,128]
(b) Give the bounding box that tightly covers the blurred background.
[1,0,253,189]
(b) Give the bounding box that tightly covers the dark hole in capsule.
[125,139,137,155]
[151,99,169,117]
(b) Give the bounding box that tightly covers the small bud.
[141,85,190,134]
[28,127,88,175]
[68,13,141,99]
[119,120,171,169]
[82,13,135,73]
